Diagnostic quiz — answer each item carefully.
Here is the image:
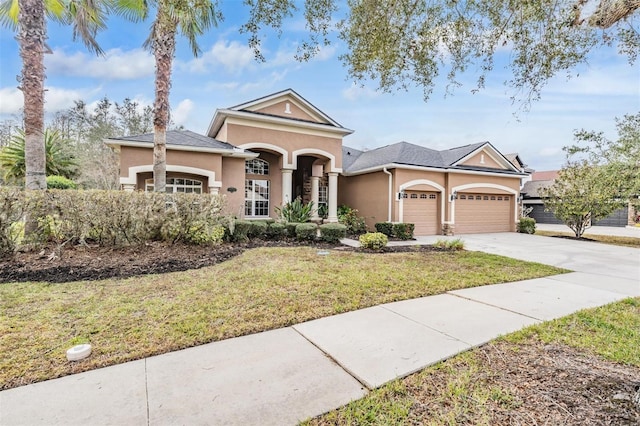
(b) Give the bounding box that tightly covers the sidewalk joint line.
[445,292,544,322]
[290,327,373,391]
[144,358,150,426]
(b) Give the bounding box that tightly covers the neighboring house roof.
[207,88,354,138]
[531,170,559,181]
[105,129,258,158]
[521,179,553,198]
[343,141,523,176]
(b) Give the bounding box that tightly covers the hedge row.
[374,222,415,240]
[0,188,348,258]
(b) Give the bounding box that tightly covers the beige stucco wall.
[461,150,504,169]
[448,173,521,194]
[339,171,391,229]
[221,157,246,216]
[119,146,222,178]
[255,101,323,123]
[226,123,343,169]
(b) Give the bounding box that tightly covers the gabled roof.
[343,141,522,176]
[207,89,354,138]
[531,170,559,181]
[522,179,553,198]
[105,130,257,157]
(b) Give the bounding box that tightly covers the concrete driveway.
[411,232,640,283]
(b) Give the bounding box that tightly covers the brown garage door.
[456,193,512,234]
[403,191,439,235]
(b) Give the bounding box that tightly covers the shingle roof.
[522,180,553,198]
[531,170,559,181]
[342,141,512,174]
[110,129,238,150]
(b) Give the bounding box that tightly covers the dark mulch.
[407,339,640,425]
[0,239,446,284]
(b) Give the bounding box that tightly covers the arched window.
[245,158,269,175]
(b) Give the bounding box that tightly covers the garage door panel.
[403,191,439,235]
[456,193,512,234]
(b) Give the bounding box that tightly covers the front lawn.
[535,230,640,248]
[0,247,564,390]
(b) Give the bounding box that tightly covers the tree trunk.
[152,7,177,194]
[585,0,640,28]
[18,0,47,191]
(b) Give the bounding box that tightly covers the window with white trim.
[145,178,203,194]
[245,158,269,175]
[318,185,328,207]
[245,179,270,216]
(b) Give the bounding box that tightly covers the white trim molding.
[238,143,293,168]
[120,165,222,189]
[398,179,446,225]
[292,148,342,173]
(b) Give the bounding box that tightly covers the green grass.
[0,247,564,390]
[304,297,640,425]
[535,230,640,248]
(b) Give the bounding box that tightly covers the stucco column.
[327,172,338,223]
[122,183,135,192]
[282,169,293,204]
[310,176,320,220]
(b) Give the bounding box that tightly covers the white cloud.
[0,87,23,114]
[182,40,254,74]
[46,48,154,80]
[0,85,95,115]
[172,99,194,126]
[342,83,380,101]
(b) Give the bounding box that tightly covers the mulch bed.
[0,240,445,284]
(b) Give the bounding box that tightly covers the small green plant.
[295,223,318,241]
[247,221,268,239]
[517,217,536,234]
[359,232,388,250]
[266,222,286,240]
[46,175,77,190]
[185,223,225,245]
[285,222,302,237]
[433,238,465,251]
[319,223,347,243]
[392,223,415,240]
[230,220,252,242]
[338,205,367,235]
[375,222,394,236]
[275,197,314,223]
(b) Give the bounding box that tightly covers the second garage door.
[456,193,512,234]
[403,191,439,235]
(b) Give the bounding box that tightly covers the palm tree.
[0,0,147,191]
[0,129,78,183]
[145,0,220,192]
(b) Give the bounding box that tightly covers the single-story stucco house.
[106,89,528,235]
[522,170,637,227]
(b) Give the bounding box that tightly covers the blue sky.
[1,3,638,171]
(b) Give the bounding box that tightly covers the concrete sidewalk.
[1,233,638,425]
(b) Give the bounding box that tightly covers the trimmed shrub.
[374,222,393,236]
[266,222,286,240]
[433,238,465,251]
[359,232,388,250]
[338,205,367,235]
[517,217,536,234]
[319,223,347,243]
[285,222,302,237]
[231,220,252,242]
[185,223,225,245]
[46,175,77,190]
[295,223,318,241]
[392,223,415,240]
[0,187,25,257]
[247,221,268,239]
